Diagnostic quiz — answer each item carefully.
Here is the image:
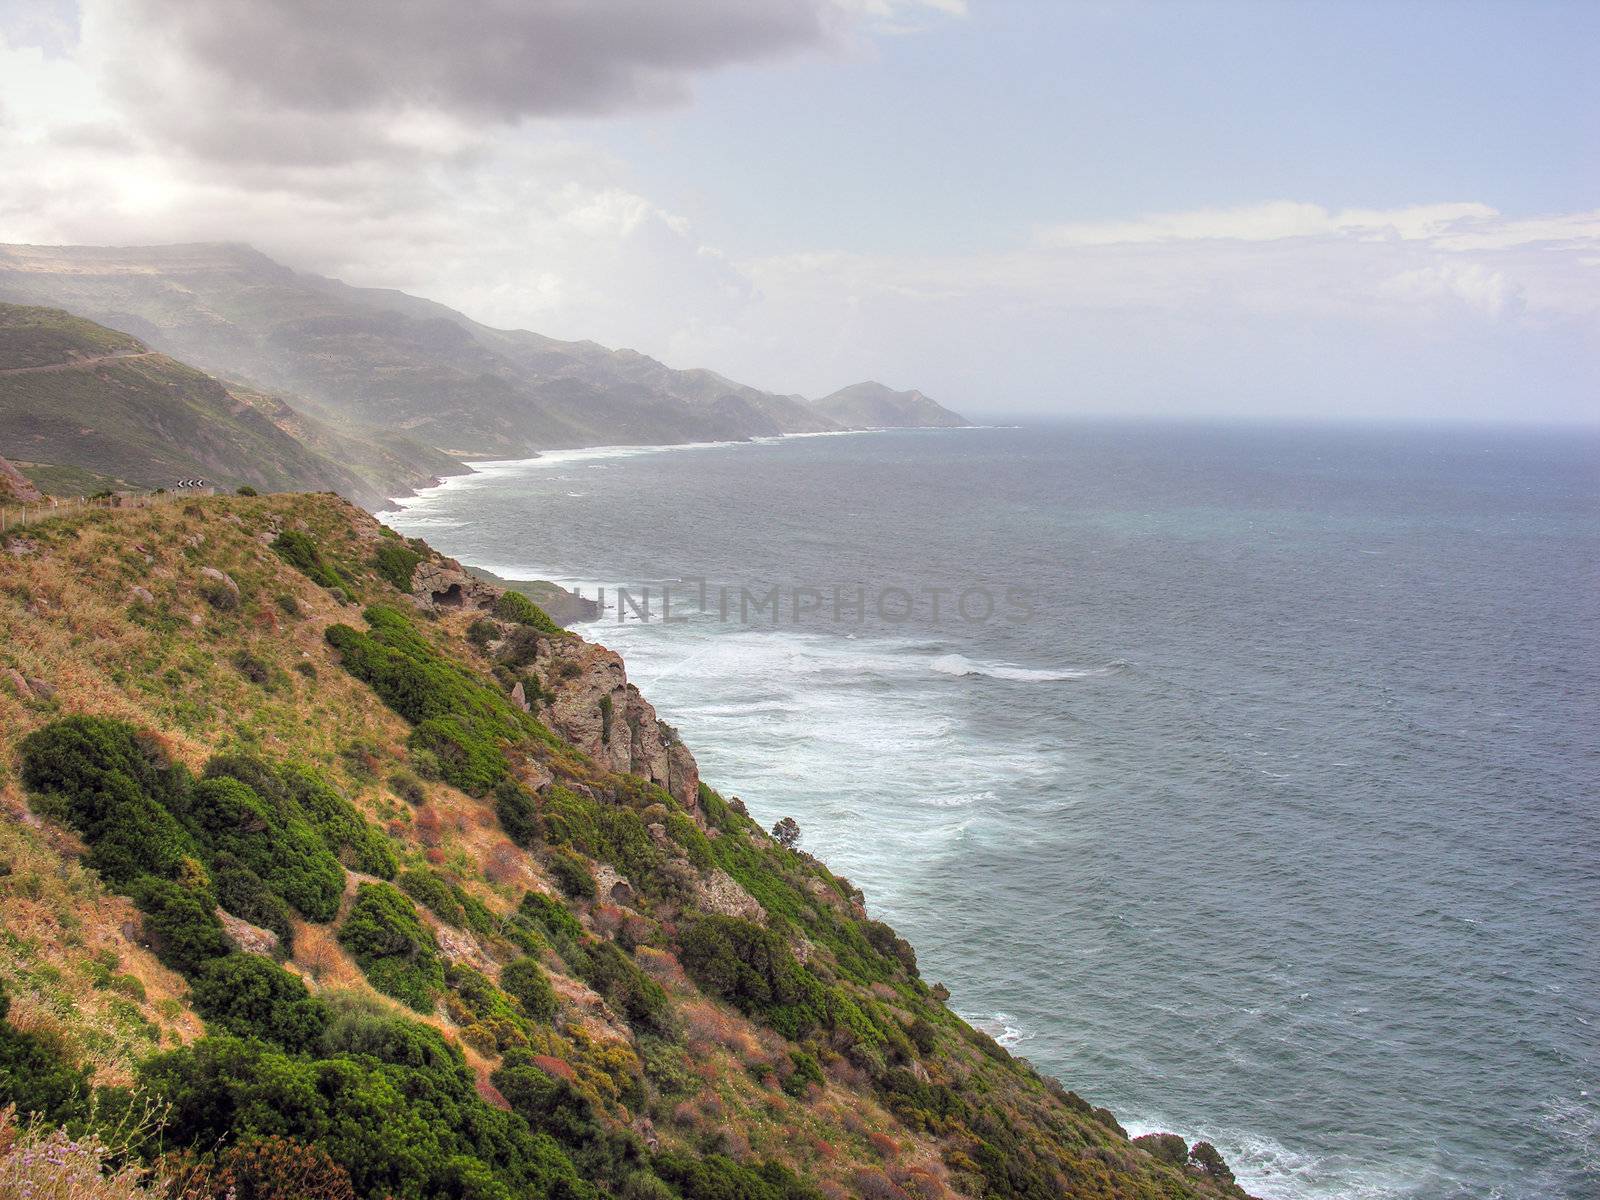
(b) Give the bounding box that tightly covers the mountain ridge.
[0,241,968,466]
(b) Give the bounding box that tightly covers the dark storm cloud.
[125,0,838,120]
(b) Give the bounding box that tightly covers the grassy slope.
[0,302,396,503]
[0,492,1245,1200]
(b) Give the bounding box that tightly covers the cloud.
[1038,201,1502,247]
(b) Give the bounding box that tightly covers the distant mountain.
[0,242,849,458]
[811,380,968,429]
[0,302,452,505]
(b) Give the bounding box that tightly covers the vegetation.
[494,590,563,635]
[337,882,445,1012]
[0,492,1246,1200]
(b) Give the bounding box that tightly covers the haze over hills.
[0,242,967,467]
[0,302,458,506]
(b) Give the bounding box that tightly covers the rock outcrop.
[217,908,280,957]
[536,636,701,815]
[410,558,500,611]
[0,455,41,503]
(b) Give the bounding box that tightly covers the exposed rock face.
[410,558,499,611]
[593,864,636,908]
[217,908,280,956]
[0,455,41,502]
[538,636,701,815]
[694,868,765,922]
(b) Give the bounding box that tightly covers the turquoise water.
[387,421,1600,1199]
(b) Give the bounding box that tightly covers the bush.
[1189,1141,1235,1183]
[19,716,198,887]
[677,915,828,1040]
[495,780,540,848]
[212,853,296,950]
[181,776,345,922]
[466,619,499,649]
[1132,1133,1188,1167]
[130,876,231,974]
[410,715,506,795]
[233,649,273,684]
[517,890,585,945]
[390,770,426,806]
[399,868,467,926]
[499,958,558,1023]
[373,540,424,591]
[493,590,561,635]
[189,954,329,1052]
[0,983,92,1124]
[770,817,800,849]
[570,940,674,1038]
[548,848,596,900]
[338,882,445,1012]
[271,530,347,591]
[141,1034,590,1200]
[184,1135,356,1200]
[235,485,259,496]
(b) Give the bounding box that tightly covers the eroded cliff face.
[534,635,701,816]
[403,550,701,816]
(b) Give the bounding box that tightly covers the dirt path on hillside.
[0,351,157,376]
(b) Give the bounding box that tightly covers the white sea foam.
[929,653,1119,682]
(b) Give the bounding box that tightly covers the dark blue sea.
[386,420,1600,1199]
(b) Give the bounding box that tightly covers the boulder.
[217,908,280,957]
[3,669,32,700]
[129,585,156,605]
[693,868,766,922]
[510,680,529,711]
[198,566,239,595]
[23,677,55,700]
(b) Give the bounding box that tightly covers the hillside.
[811,383,969,430]
[0,243,962,458]
[0,302,458,505]
[0,491,1244,1200]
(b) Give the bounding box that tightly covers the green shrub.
[18,716,198,887]
[0,982,92,1125]
[466,618,499,649]
[548,848,596,900]
[568,940,674,1038]
[130,876,231,974]
[271,530,346,591]
[517,890,585,946]
[784,1048,825,1098]
[398,868,466,926]
[189,954,329,1052]
[677,915,828,1040]
[653,1154,821,1200]
[235,485,259,496]
[493,590,561,635]
[499,958,557,1023]
[409,715,506,795]
[373,540,425,590]
[495,780,540,848]
[180,776,345,922]
[338,882,445,1012]
[140,1034,591,1200]
[211,852,296,950]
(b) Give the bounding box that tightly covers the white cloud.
[1038,201,1503,247]
[0,6,1592,423]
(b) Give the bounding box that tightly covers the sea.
[383,419,1600,1200]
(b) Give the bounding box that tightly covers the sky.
[0,0,1595,423]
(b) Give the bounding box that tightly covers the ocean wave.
[929,653,1121,682]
